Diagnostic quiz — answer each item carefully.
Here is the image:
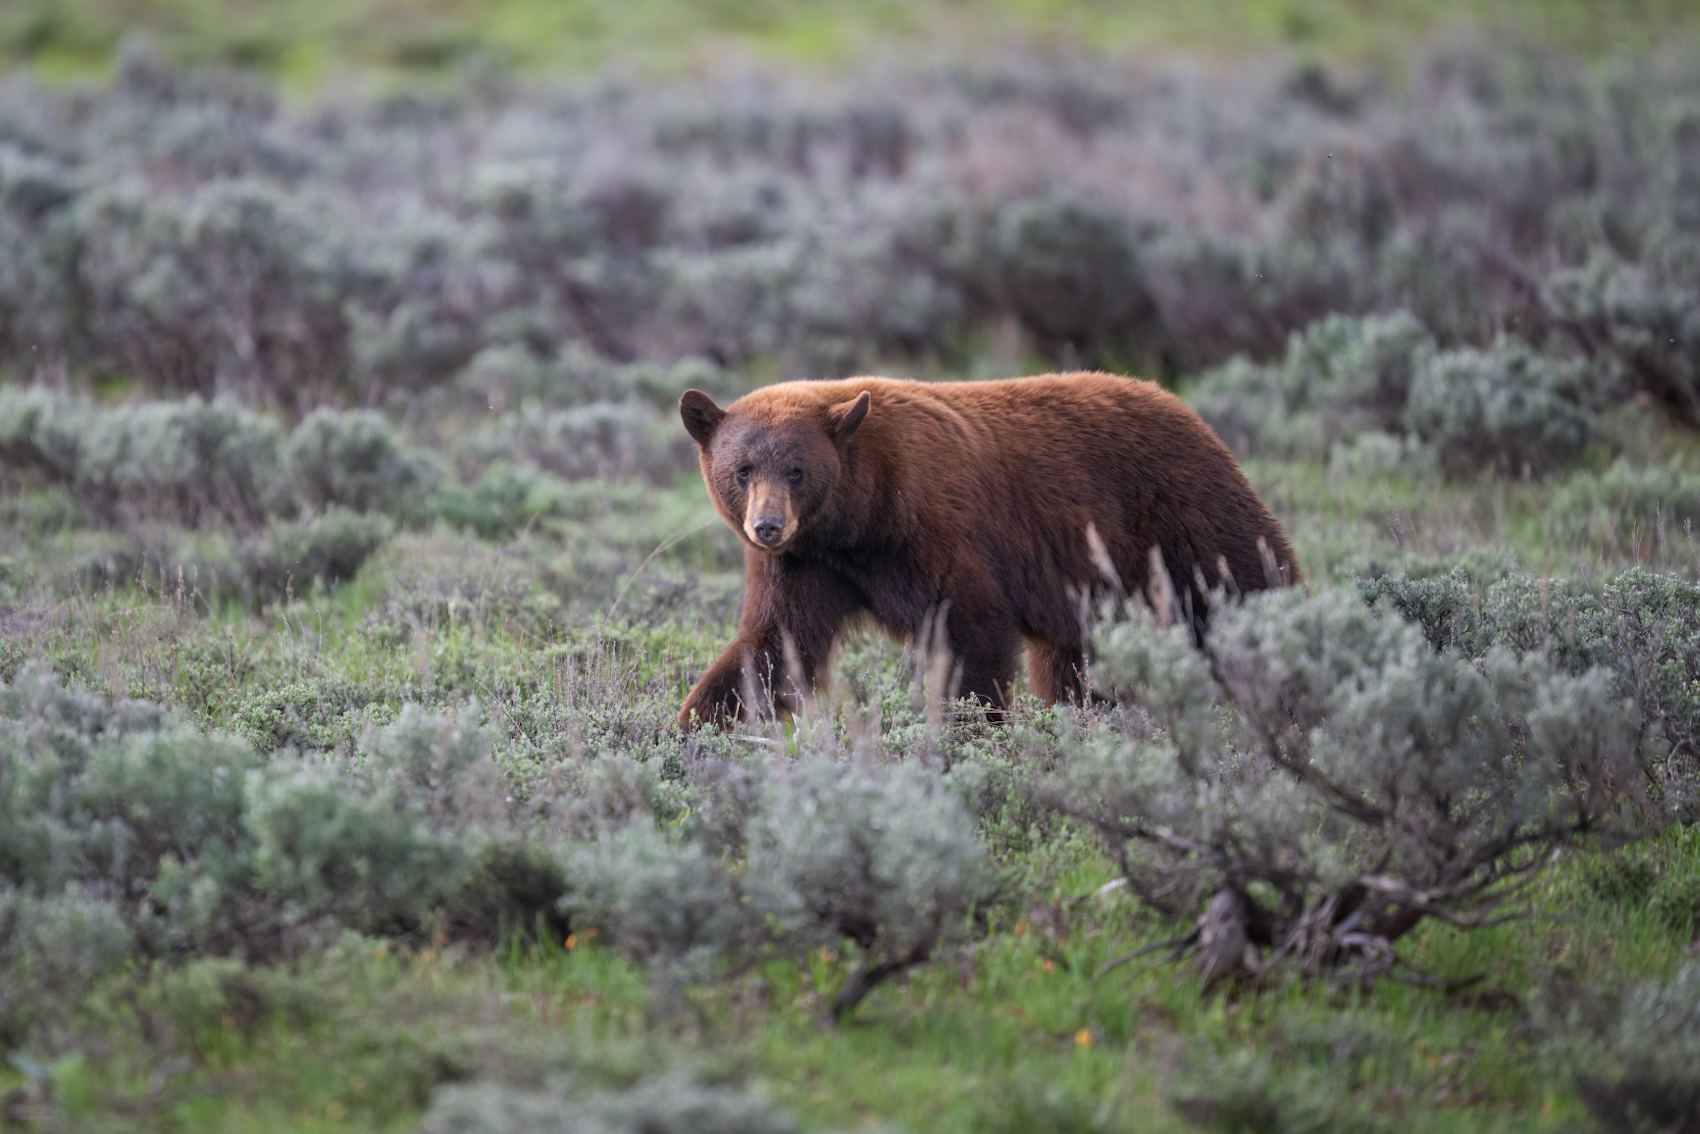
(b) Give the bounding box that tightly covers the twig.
[1096,932,1197,978]
[604,518,717,624]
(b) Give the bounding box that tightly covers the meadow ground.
[5,442,1700,1132]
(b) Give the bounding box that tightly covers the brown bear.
[676,372,1299,728]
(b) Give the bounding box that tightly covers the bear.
[676,372,1299,729]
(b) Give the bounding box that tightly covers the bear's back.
[732,372,1295,591]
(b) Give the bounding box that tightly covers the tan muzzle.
[743,481,798,549]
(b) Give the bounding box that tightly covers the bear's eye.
[787,466,804,484]
[735,465,752,484]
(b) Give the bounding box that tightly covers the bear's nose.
[752,516,784,545]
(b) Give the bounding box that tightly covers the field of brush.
[5,10,1700,1132]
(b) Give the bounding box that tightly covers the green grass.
[5,0,1696,86]
[5,824,1695,1131]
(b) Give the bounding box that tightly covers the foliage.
[420,1077,803,1134]
[1544,254,1700,426]
[1548,961,1700,1133]
[240,507,391,597]
[566,819,743,986]
[74,178,352,413]
[1550,460,1700,555]
[567,754,992,1021]
[1358,565,1700,776]
[0,385,291,528]
[285,408,440,518]
[1190,311,1437,461]
[1192,316,1595,476]
[991,196,1161,367]
[1404,335,1597,475]
[1049,586,1653,985]
[746,757,995,1021]
[0,665,511,1002]
[0,388,700,595]
[3,45,1700,408]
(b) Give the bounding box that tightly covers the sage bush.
[1550,961,1700,1133]
[1359,565,1700,771]
[566,753,993,1021]
[1049,585,1655,985]
[1191,315,1596,476]
[420,1077,804,1134]
[746,757,995,1021]
[0,666,523,999]
[3,44,1699,406]
[1404,335,1597,475]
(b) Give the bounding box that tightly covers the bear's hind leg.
[1026,638,1088,706]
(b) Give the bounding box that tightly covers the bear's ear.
[828,391,870,441]
[679,389,726,447]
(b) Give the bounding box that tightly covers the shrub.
[1564,961,1700,1133]
[1189,311,1437,461]
[437,839,571,945]
[432,460,579,541]
[286,408,439,517]
[358,701,503,828]
[1049,586,1652,986]
[0,387,292,528]
[1543,255,1700,426]
[241,760,469,935]
[75,179,352,412]
[1,666,236,894]
[452,399,689,485]
[746,757,993,1021]
[0,885,137,1044]
[367,531,545,634]
[658,220,965,377]
[1326,430,1437,479]
[0,665,511,962]
[1143,230,1280,375]
[1360,563,1700,776]
[420,1077,802,1134]
[1404,335,1597,475]
[230,680,389,755]
[565,819,744,985]
[240,507,390,597]
[0,146,79,364]
[0,388,439,549]
[993,196,1161,366]
[0,46,1696,421]
[343,208,495,406]
[561,753,992,1021]
[1187,356,1308,459]
[1353,566,1492,655]
[1281,310,1435,437]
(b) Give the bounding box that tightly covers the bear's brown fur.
[676,372,1299,728]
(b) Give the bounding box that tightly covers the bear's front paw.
[677,688,736,731]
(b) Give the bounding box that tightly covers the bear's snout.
[742,480,798,550]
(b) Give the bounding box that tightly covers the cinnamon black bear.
[677,372,1299,728]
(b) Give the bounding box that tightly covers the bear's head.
[679,385,870,554]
